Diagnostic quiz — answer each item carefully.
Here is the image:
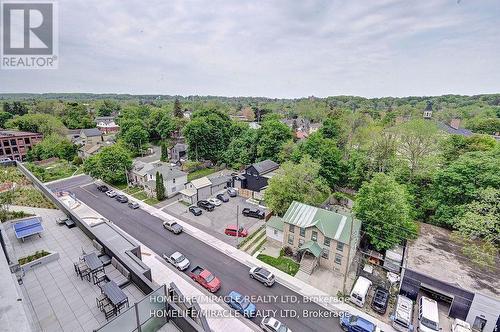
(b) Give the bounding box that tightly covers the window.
[24,137,30,144]
[273,229,278,235]
[289,224,294,233]
[3,140,9,146]
[10,139,16,146]
[324,237,331,247]
[472,317,487,332]
[299,227,305,237]
[321,249,329,259]
[5,148,11,155]
[336,242,344,252]
[298,238,304,247]
[311,231,318,241]
[287,234,294,245]
[335,254,342,265]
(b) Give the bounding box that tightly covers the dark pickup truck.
[188,266,221,292]
[242,208,265,219]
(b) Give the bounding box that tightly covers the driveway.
[163,195,266,247]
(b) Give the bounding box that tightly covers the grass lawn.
[257,253,300,276]
[6,187,56,209]
[144,197,160,205]
[113,182,128,190]
[132,191,148,201]
[187,168,216,182]
[123,186,142,195]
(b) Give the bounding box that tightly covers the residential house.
[0,130,43,161]
[180,176,212,204]
[237,160,279,192]
[208,173,232,194]
[80,128,103,147]
[266,216,284,245]
[438,118,473,137]
[95,116,120,134]
[267,201,361,275]
[129,160,158,186]
[170,143,188,162]
[143,165,187,198]
[423,102,433,119]
[308,123,322,135]
[66,129,81,142]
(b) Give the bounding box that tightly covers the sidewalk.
[106,182,397,332]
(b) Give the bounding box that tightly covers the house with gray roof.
[267,201,361,275]
[129,161,187,198]
[239,159,279,192]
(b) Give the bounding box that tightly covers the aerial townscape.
[0,2,499,332]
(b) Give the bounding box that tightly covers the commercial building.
[0,130,43,161]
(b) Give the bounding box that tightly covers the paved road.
[49,176,343,332]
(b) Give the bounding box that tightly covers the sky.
[1,0,500,98]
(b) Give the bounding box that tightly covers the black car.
[371,287,389,314]
[128,202,140,209]
[242,207,265,219]
[189,206,203,216]
[97,185,109,192]
[115,195,128,203]
[216,193,229,202]
[197,200,215,211]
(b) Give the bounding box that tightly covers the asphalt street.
[48,175,344,332]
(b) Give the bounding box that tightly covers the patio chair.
[79,266,91,281]
[96,293,110,310]
[93,270,107,285]
[102,303,116,320]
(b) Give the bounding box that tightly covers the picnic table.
[13,217,44,242]
[102,281,128,307]
[84,252,103,272]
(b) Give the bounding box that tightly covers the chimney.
[450,118,461,130]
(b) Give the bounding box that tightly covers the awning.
[298,240,323,257]
[179,189,196,197]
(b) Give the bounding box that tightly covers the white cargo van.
[391,295,414,332]
[418,296,440,332]
[350,276,372,307]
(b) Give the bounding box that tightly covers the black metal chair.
[102,303,116,320]
[93,270,107,285]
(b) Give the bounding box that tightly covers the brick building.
[0,130,43,161]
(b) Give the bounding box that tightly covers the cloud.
[1,0,499,97]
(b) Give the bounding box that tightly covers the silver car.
[249,266,275,286]
[260,317,292,332]
[163,251,190,271]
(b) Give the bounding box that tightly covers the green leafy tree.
[3,101,28,116]
[160,142,168,162]
[256,119,293,162]
[466,118,500,135]
[60,103,93,129]
[264,156,330,215]
[0,111,13,128]
[122,125,149,155]
[433,148,500,226]
[27,134,77,161]
[156,172,166,200]
[353,173,417,251]
[98,99,121,117]
[5,113,67,136]
[83,144,132,184]
[441,134,497,165]
[320,116,348,148]
[223,128,258,169]
[156,113,176,139]
[173,98,183,118]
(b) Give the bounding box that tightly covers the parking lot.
[162,192,266,247]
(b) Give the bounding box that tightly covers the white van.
[418,297,440,332]
[391,295,414,332]
[350,276,372,307]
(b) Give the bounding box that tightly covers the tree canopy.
[83,144,132,184]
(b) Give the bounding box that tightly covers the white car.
[105,190,117,197]
[207,198,222,206]
[163,251,190,271]
[249,266,275,286]
[260,317,292,332]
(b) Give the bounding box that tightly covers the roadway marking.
[78,184,99,198]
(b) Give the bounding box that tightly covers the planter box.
[19,251,59,272]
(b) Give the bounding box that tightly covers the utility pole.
[236,205,240,246]
[342,215,354,296]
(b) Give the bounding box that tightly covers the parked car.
[227,188,237,197]
[340,314,380,332]
[452,319,472,332]
[163,220,183,234]
[188,266,221,292]
[260,317,292,332]
[391,295,414,332]
[197,200,215,211]
[105,190,117,198]
[371,287,389,314]
[224,225,248,237]
[128,202,140,209]
[216,193,229,202]
[163,251,190,271]
[350,276,372,307]
[249,266,275,287]
[97,185,109,192]
[226,290,256,317]
[418,297,440,332]
[189,206,202,216]
[242,207,265,219]
[115,195,128,203]
[207,198,222,206]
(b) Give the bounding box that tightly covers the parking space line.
[79,184,98,198]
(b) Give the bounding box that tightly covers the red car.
[224,225,248,237]
[188,266,221,292]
